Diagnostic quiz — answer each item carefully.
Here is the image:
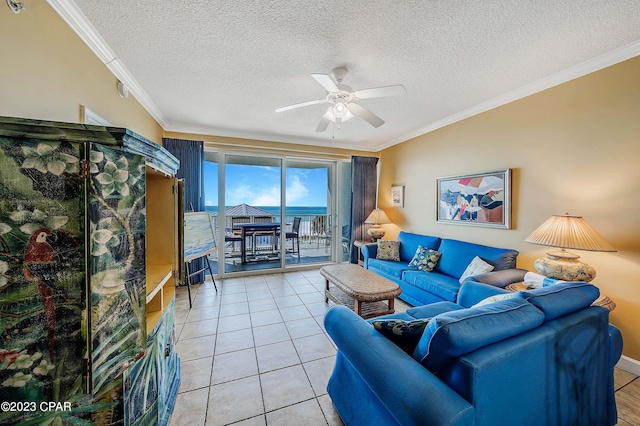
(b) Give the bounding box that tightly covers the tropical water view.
[204,206,327,216]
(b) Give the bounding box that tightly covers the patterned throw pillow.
[458,256,494,284]
[376,240,400,261]
[408,245,442,272]
[371,318,430,353]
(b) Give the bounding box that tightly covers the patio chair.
[279,216,301,258]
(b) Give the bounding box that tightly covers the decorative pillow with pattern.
[408,245,442,272]
[376,240,401,261]
[458,256,494,284]
[371,318,430,353]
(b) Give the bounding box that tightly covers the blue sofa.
[325,281,623,426]
[362,231,520,305]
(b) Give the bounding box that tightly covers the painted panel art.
[0,138,87,424]
[436,169,511,229]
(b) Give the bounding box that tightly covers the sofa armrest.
[456,281,511,308]
[361,242,378,268]
[325,306,474,426]
[463,268,528,288]
[608,324,624,426]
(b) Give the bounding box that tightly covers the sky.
[203,161,328,207]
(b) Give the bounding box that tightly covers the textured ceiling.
[58,0,640,151]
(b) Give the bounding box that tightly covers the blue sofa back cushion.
[520,281,600,321]
[397,232,441,263]
[413,297,545,372]
[367,258,414,278]
[434,239,519,279]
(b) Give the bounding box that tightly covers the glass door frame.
[208,148,346,279]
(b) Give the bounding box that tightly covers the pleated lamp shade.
[525,214,615,253]
[525,213,615,282]
[365,208,392,225]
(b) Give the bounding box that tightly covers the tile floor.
[169,268,640,426]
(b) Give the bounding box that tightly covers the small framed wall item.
[436,169,511,229]
[391,185,404,207]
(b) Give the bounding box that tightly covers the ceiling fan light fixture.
[324,105,353,123]
[333,101,347,118]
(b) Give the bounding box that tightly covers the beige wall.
[0,2,163,143]
[379,56,640,360]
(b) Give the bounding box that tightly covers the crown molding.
[46,0,168,128]
[164,122,376,152]
[377,39,640,151]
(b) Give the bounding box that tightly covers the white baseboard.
[616,355,640,376]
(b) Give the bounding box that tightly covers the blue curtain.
[163,138,206,283]
[349,156,379,264]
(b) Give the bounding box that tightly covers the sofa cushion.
[402,270,461,302]
[370,318,430,354]
[408,246,442,272]
[413,298,545,372]
[406,301,463,319]
[434,239,519,279]
[458,256,494,284]
[368,258,413,278]
[471,292,520,308]
[376,240,400,261]
[520,281,600,321]
[396,232,442,263]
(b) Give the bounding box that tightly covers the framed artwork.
[436,168,511,229]
[391,185,404,207]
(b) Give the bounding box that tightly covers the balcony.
[207,213,348,274]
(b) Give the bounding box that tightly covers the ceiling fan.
[275,67,406,132]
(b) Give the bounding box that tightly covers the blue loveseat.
[325,281,623,426]
[362,231,521,305]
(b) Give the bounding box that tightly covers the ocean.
[204,206,327,216]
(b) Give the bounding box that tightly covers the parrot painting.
[23,228,57,362]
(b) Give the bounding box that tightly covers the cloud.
[286,175,308,204]
[225,175,311,206]
[251,187,280,205]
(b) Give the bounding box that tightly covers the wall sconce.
[7,0,27,14]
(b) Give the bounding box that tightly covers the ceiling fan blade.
[311,73,340,93]
[349,103,385,128]
[354,84,406,99]
[275,99,325,113]
[316,116,330,132]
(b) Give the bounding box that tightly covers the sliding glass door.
[284,160,334,266]
[203,150,347,276]
[223,154,282,274]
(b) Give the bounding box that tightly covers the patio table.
[235,222,281,263]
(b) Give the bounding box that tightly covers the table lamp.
[525,213,616,282]
[365,208,391,241]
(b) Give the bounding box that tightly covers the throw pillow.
[458,256,494,284]
[408,245,442,272]
[471,292,520,308]
[371,318,430,354]
[376,240,400,261]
